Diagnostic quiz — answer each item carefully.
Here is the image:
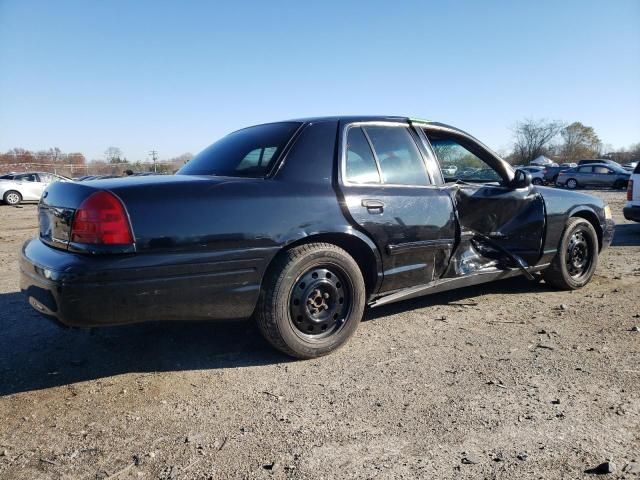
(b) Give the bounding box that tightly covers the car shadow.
[0,276,551,397]
[612,222,640,247]
[0,291,288,397]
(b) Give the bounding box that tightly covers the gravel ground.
[0,189,639,479]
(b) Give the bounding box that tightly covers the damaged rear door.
[419,124,545,276]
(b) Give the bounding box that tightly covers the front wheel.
[3,190,22,206]
[613,180,627,190]
[255,243,366,359]
[543,217,598,290]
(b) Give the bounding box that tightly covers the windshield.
[178,122,301,177]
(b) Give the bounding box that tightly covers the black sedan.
[21,116,615,358]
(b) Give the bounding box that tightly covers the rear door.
[14,173,43,200]
[338,121,457,292]
[421,125,545,268]
[576,166,594,186]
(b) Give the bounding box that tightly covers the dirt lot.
[0,189,638,479]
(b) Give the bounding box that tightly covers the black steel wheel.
[255,243,366,358]
[289,266,352,340]
[543,217,598,289]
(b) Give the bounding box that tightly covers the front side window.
[363,126,429,186]
[345,127,381,184]
[427,136,501,183]
[178,122,301,177]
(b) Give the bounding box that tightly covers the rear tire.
[613,180,627,190]
[255,243,366,359]
[3,190,22,206]
[532,178,543,186]
[543,217,598,290]
[566,178,578,189]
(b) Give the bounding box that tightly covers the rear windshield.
[178,122,301,177]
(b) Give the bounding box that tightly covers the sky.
[0,0,639,162]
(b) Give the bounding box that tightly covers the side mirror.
[511,169,532,189]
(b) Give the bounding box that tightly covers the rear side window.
[578,166,593,173]
[345,127,381,184]
[179,122,301,177]
[364,126,429,186]
[593,166,610,174]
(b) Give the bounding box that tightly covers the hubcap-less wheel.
[566,179,577,189]
[289,266,351,340]
[5,192,20,205]
[565,229,592,278]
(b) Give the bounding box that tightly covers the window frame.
[341,121,433,188]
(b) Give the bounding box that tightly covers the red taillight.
[628,179,634,201]
[71,191,133,245]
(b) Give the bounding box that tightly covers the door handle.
[362,199,384,213]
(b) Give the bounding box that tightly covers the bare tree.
[104,146,124,164]
[512,119,564,164]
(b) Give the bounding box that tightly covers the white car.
[624,163,640,222]
[0,172,70,205]
[520,166,546,185]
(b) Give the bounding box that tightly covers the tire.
[543,217,598,290]
[255,242,366,359]
[566,178,578,189]
[613,180,627,190]
[3,190,22,206]
[532,178,543,186]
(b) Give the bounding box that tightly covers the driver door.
[422,128,545,269]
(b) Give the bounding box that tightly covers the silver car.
[0,172,70,205]
[556,163,630,190]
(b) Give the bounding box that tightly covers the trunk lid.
[38,175,250,252]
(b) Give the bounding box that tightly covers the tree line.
[1,122,638,177]
[508,119,639,165]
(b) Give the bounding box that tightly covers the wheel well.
[571,210,603,251]
[269,233,380,296]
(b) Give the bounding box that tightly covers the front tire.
[566,178,578,189]
[255,243,366,359]
[543,217,598,290]
[3,190,22,205]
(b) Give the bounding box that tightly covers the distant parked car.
[543,165,572,185]
[560,162,577,168]
[578,159,622,168]
[623,163,640,222]
[520,166,545,185]
[0,172,70,205]
[622,161,638,171]
[557,163,630,190]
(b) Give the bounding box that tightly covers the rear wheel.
[543,217,598,290]
[255,243,366,359]
[532,178,543,186]
[3,190,22,206]
[566,178,578,189]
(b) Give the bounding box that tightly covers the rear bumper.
[20,238,274,327]
[623,206,640,222]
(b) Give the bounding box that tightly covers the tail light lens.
[71,191,133,245]
[628,179,634,201]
